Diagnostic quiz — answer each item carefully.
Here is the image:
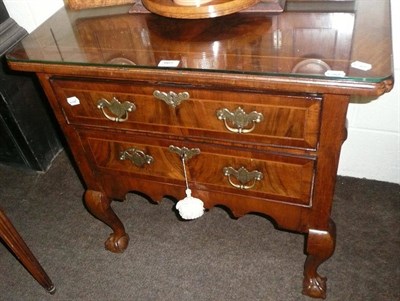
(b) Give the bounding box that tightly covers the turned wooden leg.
[0,208,55,294]
[302,220,336,299]
[84,190,129,253]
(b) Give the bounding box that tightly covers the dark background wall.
[0,0,62,171]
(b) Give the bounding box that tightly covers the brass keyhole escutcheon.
[168,145,200,161]
[153,90,190,108]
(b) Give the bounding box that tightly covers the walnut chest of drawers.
[6,1,393,298]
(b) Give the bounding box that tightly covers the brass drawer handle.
[119,148,154,167]
[216,107,264,134]
[153,90,190,108]
[97,97,136,122]
[168,145,200,160]
[223,166,263,190]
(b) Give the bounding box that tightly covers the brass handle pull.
[153,90,190,108]
[223,166,263,190]
[168,145,200,160]
[119,148,154,167]
[97,97,136,122]
[216,107,264,134]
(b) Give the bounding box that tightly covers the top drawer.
[51,78,321,149]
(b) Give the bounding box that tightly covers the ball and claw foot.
[105,232,129,253]
[84,190,129,253]
[302,220,336,299]
[302,274,327,299]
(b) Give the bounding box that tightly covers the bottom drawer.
[82,131,315,206]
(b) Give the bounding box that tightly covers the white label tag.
[325,70,346,77]
[67,96,80,106]
[158,60,180,67]
[351,61,372,71]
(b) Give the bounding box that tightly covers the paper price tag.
[67,96,80,106]
[325,70,346,77]
[351,61,372,71]
[158,60,180,67]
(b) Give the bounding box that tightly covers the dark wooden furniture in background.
[0,208,55,293]
[0,0,61,171]
[6,0,393,298]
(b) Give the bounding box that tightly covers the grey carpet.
[0,151,399,301]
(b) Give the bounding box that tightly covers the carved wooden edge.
[7,61,394,97]
[379,77,395,94]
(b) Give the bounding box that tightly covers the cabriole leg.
[302,220,336,299]
[84,190,129,253]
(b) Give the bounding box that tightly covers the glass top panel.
[6,0,393,82]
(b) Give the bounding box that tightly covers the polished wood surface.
[6,1,393,299]
[0,208,55,293]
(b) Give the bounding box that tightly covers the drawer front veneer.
[51,78,322,150]
[82,131,315,206]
